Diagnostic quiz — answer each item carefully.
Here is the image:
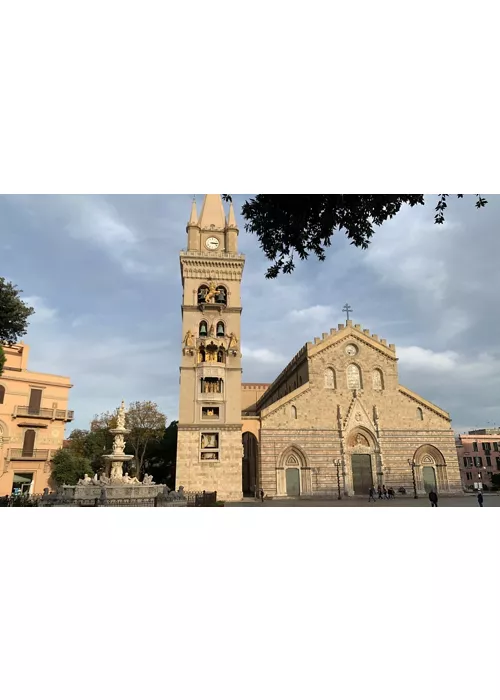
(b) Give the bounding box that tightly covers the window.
[417,407,424,421]
[199,321,208,337]
[474,456,483,467]
[463,457,468,468]
[291,405,297,419]
[215,286,227,304]
[496,456,500,469]
[197,285,209,304]
[28,388,42,415]
[198,344,206,362]
[216,321,225,337]
[200,432,219,460]
[22,429,36,457]
[324,368,336,389]
[372,368,384,391]
[347,364,361,390]
[482,442,491,451]
[202,407,219,420]
[486,456,491,467]
[217,348,225,363]
[466,472,472,481]
[472,442,478,452]
[494,442,499,452]
[0,385,4,404]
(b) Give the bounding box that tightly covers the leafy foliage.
[142,420,178,488]
[0,346,5,375]
[125,401,167,478]
[67,427,113,473]
[51,448,93,486]
[490,473,500,490]
[0,277,35,344]
[222,194,488,278]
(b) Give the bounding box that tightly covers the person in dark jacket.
[477,491,484,507]
[368,487,376,502]
[429,490,438,507]
[378,485,383,500]
[260,489,265,503]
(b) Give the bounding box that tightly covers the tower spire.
[189,196,198,226]
[227,201,237,230]
[198,194,226,230]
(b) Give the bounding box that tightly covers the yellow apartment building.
[0,343,73,496]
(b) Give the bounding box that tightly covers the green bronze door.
[351,454,373,495]
[422,466,437,493]
[286,468,301,496]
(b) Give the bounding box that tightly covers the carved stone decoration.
[348,432,370,448]
[228,333,238,349]
[355,412,362,422]
[116,400,126,430]
[183,330,195,347]
[113,433,125,454]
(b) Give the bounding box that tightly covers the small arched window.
[215,286,227,304]
[347,364,362,390]
[372,369,384,391]
[417,407,424,421]
[291,405,297,419]
[217,348,225,363]
[199,321,208,337]
[197,285,209,304]
[198,344,206,363]
[216,321,225,337]
[0,385,5,404]
[324,367,336,389]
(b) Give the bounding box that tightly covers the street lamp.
[334,459,342,500]
[408,458,418,499]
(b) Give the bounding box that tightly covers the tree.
[0,277,35,373]
[67,427,112,473]
[50,448,93,486]
[491,474,500,490]
[222,194,488,278]
[125,401,167,479]
[142,420,178,488]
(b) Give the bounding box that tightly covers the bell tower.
[176,195,245,500]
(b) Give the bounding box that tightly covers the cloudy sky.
[1,194,499,436]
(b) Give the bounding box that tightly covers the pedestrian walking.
[260,489,265,503]
[383,485,388,499]
[429,489,438,507]
[368,487,376,502]
[477,491,484,507]
[378,485,383,500]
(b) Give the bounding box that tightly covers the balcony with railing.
[8,449,50,461]
[13,406,74,421]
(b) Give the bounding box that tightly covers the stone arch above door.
[278,444,308,468]
[413,444,445,465]
[413,444,447,492]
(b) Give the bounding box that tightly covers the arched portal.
[276,445,312,497]
[242,432,258,496]
[413,444,447,493]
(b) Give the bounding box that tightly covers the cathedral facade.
[176,195,462,500]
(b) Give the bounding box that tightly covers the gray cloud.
[1,193,499,435]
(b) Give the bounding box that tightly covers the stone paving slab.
[227,495,500,507]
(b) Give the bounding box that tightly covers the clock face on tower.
[345,344,358,357]
[205,236,220,251]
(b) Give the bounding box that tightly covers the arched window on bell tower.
[216,321,225,337]
[199,321,208,338]
[216,286,227,304]
[198,285,209,304]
